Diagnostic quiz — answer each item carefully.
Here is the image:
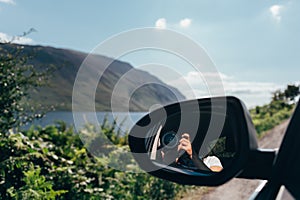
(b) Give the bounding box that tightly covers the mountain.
[0,43,185,111]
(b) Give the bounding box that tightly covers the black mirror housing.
[129,96,265,186]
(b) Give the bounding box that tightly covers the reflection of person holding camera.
[177,133,223,172]
[161,133,223,172]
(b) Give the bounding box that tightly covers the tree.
[284,84,299,101]
[0,43,48,134]
[272,89,285,101]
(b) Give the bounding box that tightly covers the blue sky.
[0,0,299,107]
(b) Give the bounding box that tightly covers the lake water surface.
[28,111,147,134]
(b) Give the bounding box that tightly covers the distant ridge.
[0,43,185,111]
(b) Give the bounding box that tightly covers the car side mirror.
[128,96,276,186]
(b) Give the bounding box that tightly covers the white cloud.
[179,18,192,28]
[270,5,284,23]
[0,32,34,44]
[155,18,192,29]
[155,18,167,29]
[0,32,12,42]
[167,71,281,107]
[0,0,15,5]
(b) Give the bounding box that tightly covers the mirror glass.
[140,108,238,173]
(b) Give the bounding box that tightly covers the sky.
[0,0,299,108]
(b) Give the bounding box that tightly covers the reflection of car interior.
[149,125,162,160]
[145,111,237,170]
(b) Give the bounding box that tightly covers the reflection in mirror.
[145,111,237,173]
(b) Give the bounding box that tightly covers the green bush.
[250,99,294,136]
[0,122,184,200]
[7,164,67,200]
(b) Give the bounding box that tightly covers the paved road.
[181,120,290,200]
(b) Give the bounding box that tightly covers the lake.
[26,111,147,134]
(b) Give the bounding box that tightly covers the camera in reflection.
[161,131,180,149]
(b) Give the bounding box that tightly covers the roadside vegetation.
[250,84,299,137]
[0,121,187,200]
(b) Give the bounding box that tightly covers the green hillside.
[0,43,185,111]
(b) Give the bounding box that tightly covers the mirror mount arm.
[237,149,277,180]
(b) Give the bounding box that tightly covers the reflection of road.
[276,185,294,200]
[181,120,290,200]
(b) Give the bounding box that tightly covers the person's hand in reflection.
[177,133,223,172]
[177,133,193,158]
[160,133,193,167]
